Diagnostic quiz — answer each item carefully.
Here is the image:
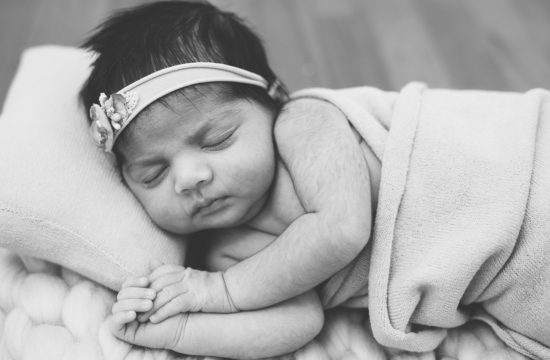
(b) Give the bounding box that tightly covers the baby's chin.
[156,211,245,235]
[154,195,268,235]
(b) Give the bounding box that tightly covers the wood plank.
[295,0,392,89]
[362,0,452,90]
[0,0,40,110]
[509,0,550,88]
[462,0,550,90]
[1,0,550,106]
[414,0,509,90]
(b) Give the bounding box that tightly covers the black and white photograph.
[0,1,549,359]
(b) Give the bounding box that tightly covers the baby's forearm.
[225,213,367,310]
[174,290,323,359]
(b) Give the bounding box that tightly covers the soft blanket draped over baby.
[293,83,550,360]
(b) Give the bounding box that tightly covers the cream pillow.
[0,46,187,290]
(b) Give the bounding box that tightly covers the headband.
[89,62,272,152]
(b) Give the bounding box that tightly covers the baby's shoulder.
[278,97,345,123]
[275,97,361,144]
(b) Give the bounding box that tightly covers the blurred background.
[1,0,549,107]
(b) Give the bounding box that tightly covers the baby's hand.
[111,277,157,326]
[139,262,238,324]
[110,309,189,352]
[111,277,189,351]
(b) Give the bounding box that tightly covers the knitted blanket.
[294,83,550,360]
[0,248,527,359]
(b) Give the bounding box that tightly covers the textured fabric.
[0,46,187,290]
[292,84,550,359]
[0,249,528,360]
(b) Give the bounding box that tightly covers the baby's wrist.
[205,271,240,313]
[220,271,240,313]
[167,313,190,353]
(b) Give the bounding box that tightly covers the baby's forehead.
[137,93,242,129]
[128,80,247,131]
[117,93,245,159]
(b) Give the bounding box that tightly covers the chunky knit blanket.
[0,249,528,360]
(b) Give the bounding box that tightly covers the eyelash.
[142,167,166,185]
[203,131,234,150]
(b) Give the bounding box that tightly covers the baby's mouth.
[190,197,226,216]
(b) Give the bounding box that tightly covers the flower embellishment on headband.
[88,62,271,153]
[89,91,138,152]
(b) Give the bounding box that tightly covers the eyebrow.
[125,106,243,170]
[188,107,242,142]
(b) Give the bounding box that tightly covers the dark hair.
[79,1,287,121]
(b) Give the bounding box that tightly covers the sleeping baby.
[81,1,550,359]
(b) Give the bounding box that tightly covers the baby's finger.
[148,265,183,283]
[117,287,156,301]
[154,282,188,310]
[137,289,178,322]
[112,299,153,314]
[111,310,137,326]
[137,282,186,322]
[149,272,185,292]
[150,295,192,323]
[137,308,155,323]
[121,276,149,289]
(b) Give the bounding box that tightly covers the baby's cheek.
[232,146,274,186]
[138,193,174,227]
[152,199,200,235]
[149,203,180,230]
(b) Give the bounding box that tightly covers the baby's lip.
[189,198,217,216]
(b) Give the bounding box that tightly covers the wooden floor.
[1,0,549,107]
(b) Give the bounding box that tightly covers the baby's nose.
[173,158,213,194]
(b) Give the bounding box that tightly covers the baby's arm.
[137,227,275,323]
[111,276,323,359]
[224,98,373,309]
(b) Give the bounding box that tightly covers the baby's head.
[80,1,287,235]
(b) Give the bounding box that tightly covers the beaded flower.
[89,91,138,152]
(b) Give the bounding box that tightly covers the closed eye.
[202,129,235,150]
[141,166,167,186]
